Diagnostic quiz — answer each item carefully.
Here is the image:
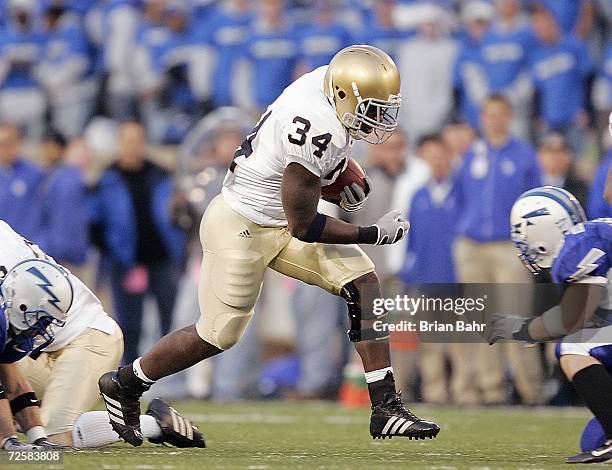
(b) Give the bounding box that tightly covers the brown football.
[321,158,367,203]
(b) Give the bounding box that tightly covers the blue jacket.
[400,180,459,284]
[0,158,44,240]
[36,164,89,265]
[528,35,592,129]
[587,151,612,219]
[455,138,541,242]
[94,164,186,270]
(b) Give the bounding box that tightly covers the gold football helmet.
[324,45,401,144]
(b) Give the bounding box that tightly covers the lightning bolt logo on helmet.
[0,259,73,354]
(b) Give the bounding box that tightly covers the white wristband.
[26,426,47,443]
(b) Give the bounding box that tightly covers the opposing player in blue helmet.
[487,185,612,464]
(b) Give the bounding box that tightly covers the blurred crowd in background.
[0,0,611,407]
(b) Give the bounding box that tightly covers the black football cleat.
[146,398,205,448]
[567,440,612,464]
[98,371,146,447]
[370,393,440,440]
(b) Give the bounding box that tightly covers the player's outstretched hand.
[33,438,70,450]
[485,313,530,345]
[339,176,371,212]
[373,210,410,245]
[2,436,42,451]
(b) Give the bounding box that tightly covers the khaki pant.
[196,196,375,350]
[419,343,480,405]
[18,326,124,435]
[453,237,544,405]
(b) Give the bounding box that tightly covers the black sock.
[367,371,397,405]
[117,363,150,393]
[572,364,612,439]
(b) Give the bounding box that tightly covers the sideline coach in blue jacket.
[95,121,186,363]
[453,94,543,406]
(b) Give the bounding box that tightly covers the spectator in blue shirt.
[401,135,458,285]
[592,43,612,128]
[453,94,543,406]
[534,0,595,39]
[101,0,141,120]
[238,0,298,112]
[295,2,352,76]
[0,123,44,240]
[35,128,89,268]
[587,150,612,219]
[359,0,410,60]
[452,0,494,129]
[528,6,593,153]
[0,0,46,139]
[399,133,479,406]
[37,5,96,139]
[135,1,197,144]
[191,0,253,108]
[480,0,533,139]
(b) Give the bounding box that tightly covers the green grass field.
[10,401,593,470]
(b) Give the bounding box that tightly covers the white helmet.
[510,186,587,273]
[0,259,73,352]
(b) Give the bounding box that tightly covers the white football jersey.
[222,66,352,226]
[0,221,116,352]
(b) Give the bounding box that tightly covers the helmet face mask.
[342,94,401,144]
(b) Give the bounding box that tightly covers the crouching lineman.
[487,186,612,464]
[0,259,71,450]
[0,221,203,449]
[99,45,440,446]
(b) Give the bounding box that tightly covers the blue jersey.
[244,24,299,109]
[453,35,486,128]
[358,18,412,61]
[0,24,46,90]
[587,151,612,220]
[297,22,352,71]
[480,25,532,92]
[552,220,612,284]
[540,0,585,35]
[528,35,592,129]
[192,6,253,107]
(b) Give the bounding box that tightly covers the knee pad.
[340,281,389,342]
[211,250,264,309]
[196,308,254,351]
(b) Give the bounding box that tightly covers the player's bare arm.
[0,363,65,449]
[282,162,409,245]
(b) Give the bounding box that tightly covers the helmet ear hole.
[538,246,547,253]
[337,90,346,99]
[19,304,27,312]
